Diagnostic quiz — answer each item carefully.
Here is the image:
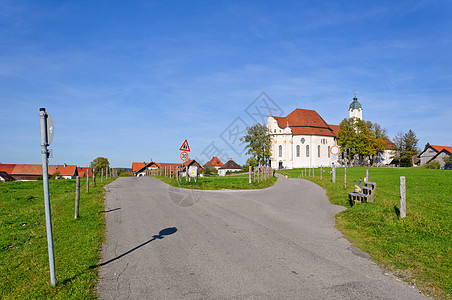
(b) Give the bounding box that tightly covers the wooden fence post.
[106,167,109,180]
[249,166,252,184]
[344,167,347,188]
[320,167,322,180]
[93,170,96,187]
[75,176,80,219]
[366,169,369,182]
[332,164,336,184]
[257,167,260,183]
[400,176,406,218]
[86,169,90,193]
[101,168,104,182]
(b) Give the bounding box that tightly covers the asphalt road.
[97,175,428,299]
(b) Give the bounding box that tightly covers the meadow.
[278,167,451,299]
[155,172,277,190]
[0,177,113,299]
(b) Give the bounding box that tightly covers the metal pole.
[39,108,56,286]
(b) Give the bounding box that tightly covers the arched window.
[296,145,300,157]
[306,145,309,157]
[328,146,331,158]
[318,145,321,157]
[279,145,282,157]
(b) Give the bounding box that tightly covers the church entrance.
[278,161,283,169]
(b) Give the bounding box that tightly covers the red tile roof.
[418,145,452,158]
[0,164,16,174]
[77,167,92,177]
[132,162,148,172]
[273,109,336,137]
[204,157,223,167]
[0,164,77,176]
[429,145,452,153]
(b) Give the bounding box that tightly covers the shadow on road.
[60,227,177,286]
[97,227,178,267]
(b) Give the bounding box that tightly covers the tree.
[398,130,419,167]
[89,157,110,173]
[392,132,404,166]
[337,118,386,166]
[241,123,272,166]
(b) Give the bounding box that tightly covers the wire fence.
[297,167,451,217]
[1,184,77,259]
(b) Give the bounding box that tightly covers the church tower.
[349,93,363,120]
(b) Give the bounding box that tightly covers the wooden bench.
[348,180,377,203]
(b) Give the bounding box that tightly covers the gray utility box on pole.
[40,108,56,286]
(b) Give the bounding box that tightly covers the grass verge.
[0,176,114,299]
[154,173,277,190]
[278,167,451,299]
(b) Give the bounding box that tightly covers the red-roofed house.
[0,164,78,180]
[77,167,92,177]
[203,157,223,170]
[418,145,452,168]
[132,162,183,176]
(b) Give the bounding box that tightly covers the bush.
[443,156,452,170]
[427,160,441,169]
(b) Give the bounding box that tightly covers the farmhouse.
[218,159,242,176]
[203,156,223,170]
[0,164,78,180]
[132,160,204,177]
[418,145,452,169]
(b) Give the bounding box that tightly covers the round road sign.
[330,145,340,156]
[180,151,189,162]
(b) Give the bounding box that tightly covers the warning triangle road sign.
[179,139,190,152]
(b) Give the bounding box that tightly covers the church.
[267,94,365,169]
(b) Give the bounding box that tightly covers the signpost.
[39,108,56,286]
[180,151,189,162]
[330,146,340,184]
[179,139,190,152]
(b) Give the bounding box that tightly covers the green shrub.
[427,160,440,169]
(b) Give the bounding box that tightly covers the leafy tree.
[89,157,110,173]
[337,118,385,166]
[241,123,272,166]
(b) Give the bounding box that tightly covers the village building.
[0,164,78,180]
[132,160,204,177]
[268,94,394,169]
[77,167,92,177]
[203,156,224,170]
[418,145,452,169]
[218,159,242,176]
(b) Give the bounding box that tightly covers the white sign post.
[189,165,198,182]
[39,108,56,286]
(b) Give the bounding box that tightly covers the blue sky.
[1,0,451,167]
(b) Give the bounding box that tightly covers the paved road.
[97,175,427,299]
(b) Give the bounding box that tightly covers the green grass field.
[0,177,113,299]
[155,173,277,190]
[278,167,451,299]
